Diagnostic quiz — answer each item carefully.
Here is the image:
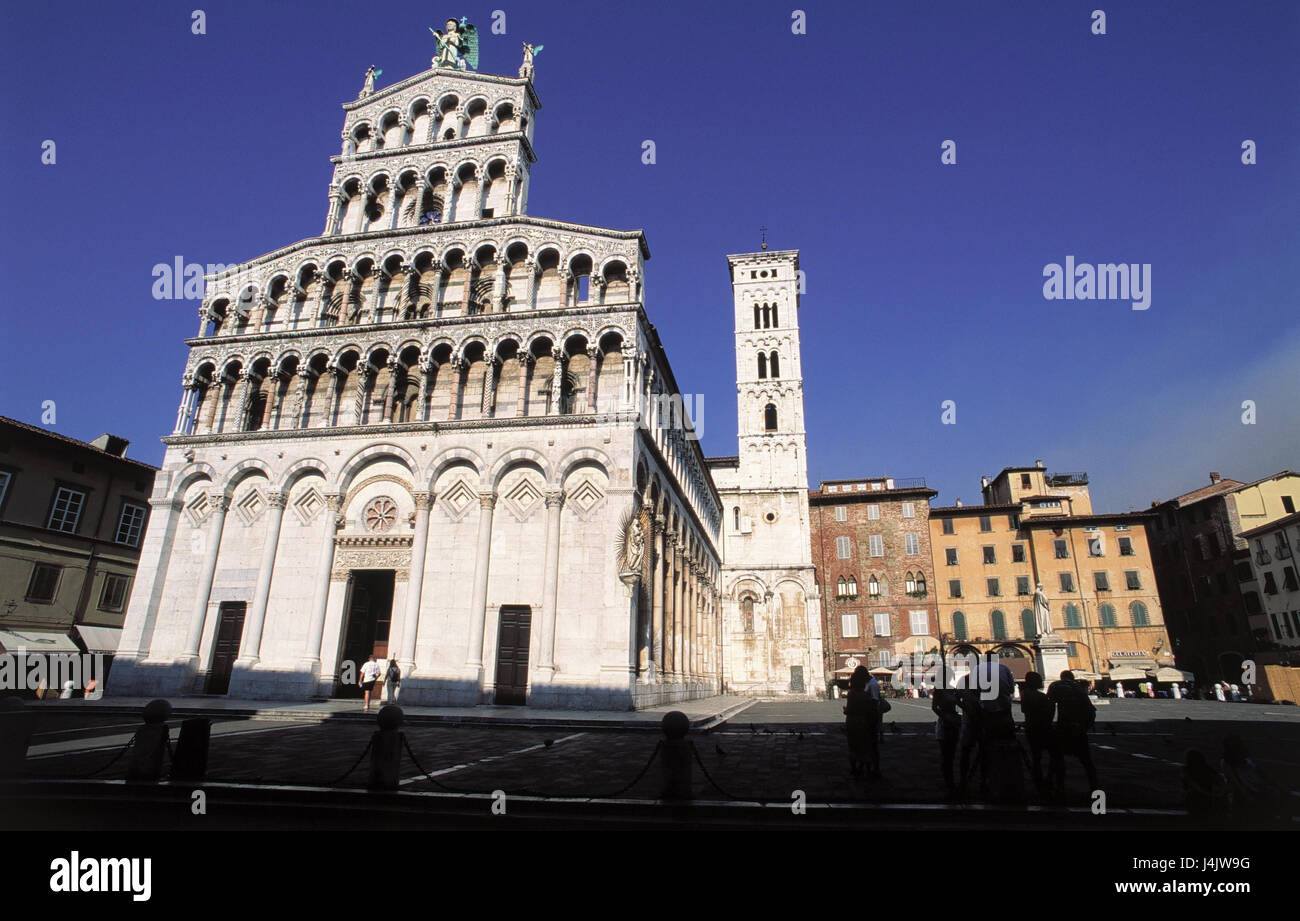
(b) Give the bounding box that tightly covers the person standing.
[385,657,402,704]
[1048,670,1099,795]
[931,682,962,795]
[1215,682,1226,702]
[844,666,881,780]
[1020,671,1057,790]
[359,655,381,712]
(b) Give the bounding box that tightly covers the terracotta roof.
[1165,478,1245,507]
[0,415,159,473]
[929,504,1020,514]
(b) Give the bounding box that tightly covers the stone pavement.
[19,697,1300,810]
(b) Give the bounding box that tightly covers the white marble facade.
[109,59,724,708]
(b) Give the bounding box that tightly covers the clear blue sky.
[2,0,1296,511]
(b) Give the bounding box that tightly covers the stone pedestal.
[1034,634,1071,687]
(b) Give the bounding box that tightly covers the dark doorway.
[206,602,246,695]
[335,570,395,698]
[494,605,532,706]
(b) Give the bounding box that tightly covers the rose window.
[363,497,398,532]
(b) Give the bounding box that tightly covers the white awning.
[1108,665,1151,682]
[0,629,80,654]
[1155,667,1194,683]
[74,625,123,655]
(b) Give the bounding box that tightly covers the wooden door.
[206,602,246,695]
[494,605,532,706]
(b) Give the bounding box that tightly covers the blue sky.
[2,0,1296,511]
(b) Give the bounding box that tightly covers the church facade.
[110,44,821,708]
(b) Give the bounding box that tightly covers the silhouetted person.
[844,665,881,779]
[1020,671,1058,789]
[1221,734,1289,820]
[385,657,402,703]
[1182,749,1227,817]
[359,655,381,712]
[1048,670,1098,795]
[956,676,983,796]
[931,683,961,794]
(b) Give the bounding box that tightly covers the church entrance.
[493,605,532,706]
[335,570,395,698]
[205,602,246,695]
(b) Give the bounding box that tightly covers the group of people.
[844,663,1100,801]
[358,655,402,712]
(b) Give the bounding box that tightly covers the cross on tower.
[760,226,768,251]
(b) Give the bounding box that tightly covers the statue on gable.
[431,17,479,71]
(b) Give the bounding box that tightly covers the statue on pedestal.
[520,42,543,80]
[431,17,479,71]
[1033,582,1053,637]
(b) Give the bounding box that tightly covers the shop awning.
[73,625,123,655]
[1155,667,1194,683]
[1108,665,1151,682]
[0,629,80,654]
[869,666,897,676]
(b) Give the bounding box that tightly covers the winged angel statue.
[431,17,479,71]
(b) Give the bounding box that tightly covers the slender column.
[397,491,432,672]
[686,566,696,679]
[558,267,572,310]
[481,356,500,416]
[324,364,343,427]
[536,489,565,675]
[267,370,289,430]
[504,165,519,215]
[492,257,509,311]
[236,491,286,666]
[460,258,478,314]
[290,370,311,429]
[260,371,281,429]
[664,533,677,677]
[302,494,343,666]
[181,493,230,660]
[387,174,402,230]
[651,517,665,680]
[325,184,342,235]
[231,370,257,433]
[449,356,467,419]
[549,347,565,415]
[353,363,373,425]
[521,258,537,309]
[675,547,686,677]
[465,493,496,669]
[585,346,599,413]
[381,357,400,422]
[417,358,436,420]
[514,353,532,417]
[174,373,195,434]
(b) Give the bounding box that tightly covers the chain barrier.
[38,737,136,779]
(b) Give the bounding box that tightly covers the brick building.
[808,476,938,691]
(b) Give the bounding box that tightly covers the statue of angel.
[431,17,479,71]
[520,41,543,79]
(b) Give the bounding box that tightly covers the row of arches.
[752,302,780,329]
[947,601,1152,641]
[331,156,524,233]
[756,351,781,379]
[178,330,629,436]
[202,247,639,337]
[345,95,527,156]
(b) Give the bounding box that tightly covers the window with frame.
[1064,603,1082,628]
[1124,570,1142,590]
[847,576,858,596]
[841,613,860,638]
[1130,601,1150,626]
[991,610,1007,640]
[114,502,147,547]
[941,517,954,535]
[979,515,992,532]
[1054,539,1069,559]
[48,486,86,533]
[1118,536,1134,556]
[1009,513,1021,530]
[1099,603,1117,627]
[1263,571,1278,594]
[1012,544,1026,563]
[905,572,917,593]
[909,610,929,635]
[982,546,996,565]
[869,534,884,557]
[1284,567,1298,591]
[834,505,847,522]
[867,504,880,521]
[1088,536,1104,557]
[1067,642,1078,657]
[1059,572,1075,592]
[873,612,891,636]
[98,573,131,612]
[868,575,880,597]
[0,470,11,507]
[1020,609,1036,637]
[949,579,962,598]
[1016,576,1030,595]
[901,502,915,519]
[904,533,920,556]
[1094,571,1110,592]
[26,564,61,603]
[835,536,851,559]
[945,548,958,566]
[987,578,1001,597]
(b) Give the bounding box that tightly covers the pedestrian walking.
[932,681,962,795]
[1020,671,1057,790]
[359,655,381,712]
[385,657,401,703]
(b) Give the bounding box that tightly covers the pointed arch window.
[836,577,847,598]
[764,403,778,431]
[769,351,780,377]
[846,576,858,597]
[868,575,879,597]
[905,572,917,593]
[915,573,926,595]
[757,352,768,378]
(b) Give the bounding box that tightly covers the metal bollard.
[170,717,212,782]
[125,699,172,783]
[368,705,404,791]
[659,710,692,801]
[0,697,35,778]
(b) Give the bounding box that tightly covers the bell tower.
[712,248,822,697]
